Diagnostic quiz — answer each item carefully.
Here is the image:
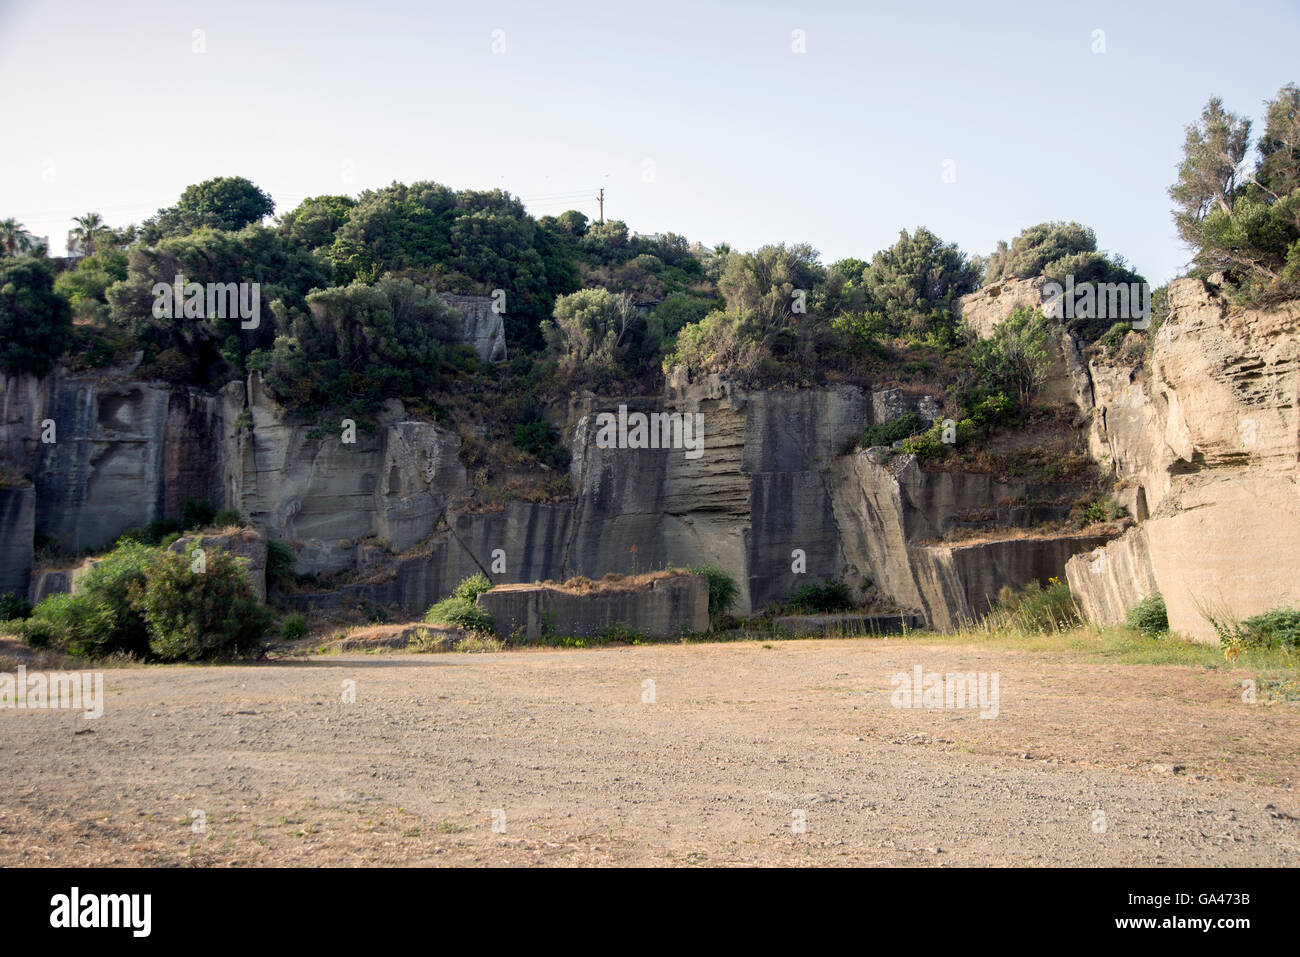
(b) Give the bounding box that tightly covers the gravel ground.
[2,637,1298,867]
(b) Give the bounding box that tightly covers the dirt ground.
[2,637,1298,867]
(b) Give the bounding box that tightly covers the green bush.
[687,564,738,622]
[266,539,295,587]
[0,592,32,621]
[859,411,928,449]
[1075,497,1128,528]
[425,574,496,633]
[512,418,571,469]
[133,546,272,660]
[785,579,855,613]
[1126,594,1168,636]
[1215,608,1300,652]
[280,613,308,642]
[995,579,1080,633]
[116,518,181,547]
[211,508,244,527]
[21,592,117,656]
[67,540,156,656]
[899,422,948,461]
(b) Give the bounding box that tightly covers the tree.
[69,212,107,258]
[1170,85,1300,296]
[107,224,330,380]
[260,276,462,415]
[859,227,980,336]
[1169,98,1253,270]
[0,218,34,256]
[0,255,72,375]
[972,306,1051,408]
[132,547,271,661]
[718,243,822,341]
[141,176,275,241]
[542,288,659,388]
[278,194,356,252]
[983,222,1099,283]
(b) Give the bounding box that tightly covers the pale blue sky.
[2,0,1298,283]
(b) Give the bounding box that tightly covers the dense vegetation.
[0,81,1293,473]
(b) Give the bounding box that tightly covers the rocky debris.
[477,571,710,641]
[323,621,462,652]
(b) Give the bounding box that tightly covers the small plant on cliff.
[1074,497,1128,528]
[131,546,272,661]
[1126,594,1168,637]
[266,539,295,588]
[424,573,496,634]
[859,411,928,449]
[785,579,855,613]
[687,564,739,623]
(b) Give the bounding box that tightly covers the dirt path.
[2,638,1298,866]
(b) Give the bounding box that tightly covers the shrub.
[512,418,571,470]
[211,508,244,527]
[70,540,156,656]
[424,574,496,634]
[1074,497,1128,528]
[785,579,855,613]
[132,547,272,660]
[859,411,928,449]
[180,499,216,530]
[116,518,181,547]
[1126,593,1168,636]
[21,592,117,656]
[266,539,295,586]
[0,592,32,621]
[995,579,1080,633]
[687,565,738,622]
[1214,607,1300,655]
[899,422,948,461]
[280,613,308,642]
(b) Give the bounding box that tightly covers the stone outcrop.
[166,526,269,600]
[0,484,35,597]
[31,371,224,553]
[1063,279,1300,640]
[220,374,467,576]
[439,293,506,363]
[476,572,710,641]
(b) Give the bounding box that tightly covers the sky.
[1,0,1298,284]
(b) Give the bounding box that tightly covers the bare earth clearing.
[2,638,1298,867]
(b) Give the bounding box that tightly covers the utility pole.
[597,188,605,224]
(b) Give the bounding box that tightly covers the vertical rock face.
[831,450,1103,630]
[439,293,507,363]
[476,573,710,641]
[220,374,468,576]
[0,484,35,596]
[1065,279,1300,640]
[30,371,222,553]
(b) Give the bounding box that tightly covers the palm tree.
[70,212,106,258]
[1,218,33,256]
